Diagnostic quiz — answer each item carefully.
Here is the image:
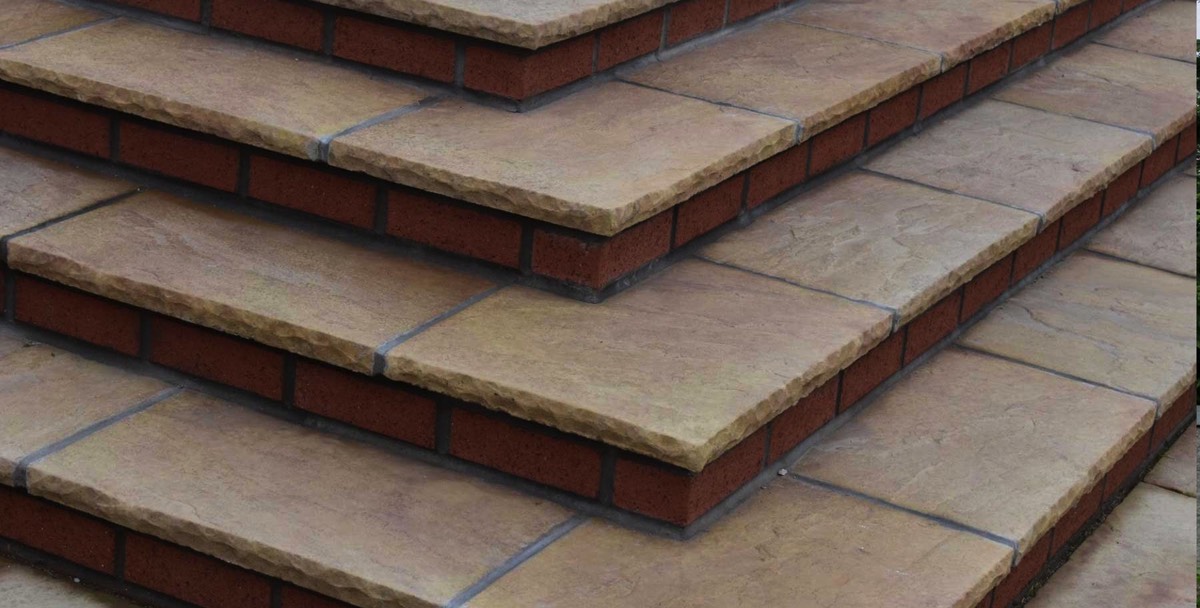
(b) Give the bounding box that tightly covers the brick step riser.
[1,154,1186,532]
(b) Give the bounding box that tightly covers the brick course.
[294,360,439,449]
[148,316,285,400]
[125,533,273,608]
[14,275,141,356]
[118,121,240,193]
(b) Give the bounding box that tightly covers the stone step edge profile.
[0,144,1188,533]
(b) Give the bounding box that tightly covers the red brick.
[464,36,594,100]
[1101,162,1142,217]
[597,10,664,70]
[388,190,524,269]
[728,0,777,23]
[809,113,866,177]
[1152,385,1197,453]
[0,488,117,573]
[666,0,725,46]
[840,331,904,411]
[919,64,967,120]
[1090,0,1122,28]
[119,121,239,192]
[211,0,324,51]
[125,533,272,608]
[280,586,355,608]
[14,275,140,356]
[746,142,809,208]
[866,87,919,147]
[1051,480,1103,555]
[450,408,603,498]
[0,88,110,157]
[613,429,766,526]
[248,155,376,228]
[1103,431,1151,500]
[673,175,745,248]
[1011,23,1053,70]
[1123,0,1151,12]
[1140,135,1180,187]
[1012,220,1061,283]
[768,377,838,462]
[531,211,672,290]
[1052,2,1091,50]
[294,360,438,449]
[113,0,202,20]
[967,42,1011,95]
[1057,192,1102,250]
[903,289,962,365]
[975,591,996,608]
[0,267,6,313]
[961,254,1014,321]
[149,316,284,400]
[333,17,456,83]
[992,533,1052,608]
[1176,121,1196,163]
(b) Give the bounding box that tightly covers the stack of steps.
[0,0,1194,606]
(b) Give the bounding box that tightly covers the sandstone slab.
[625,21,939,135]
[1026,484,1196,608]
[1088,174,1197,277]
[0,147,133,237]
[328,82,796,235]
[26,391,574,608]
[1096,0,1197,63]
[700,171,1038,324]
[0,19,427,159]
[1145,426,1197,497]
[386,259,892,471]
[960,252,1197,406]
[866,100,1152,223]
[796,348,1155,554]
[7,192,496,374]
[0,557,137,607]
[0,0,106,48]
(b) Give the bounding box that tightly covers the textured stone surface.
[0,19,426,159]
[1025,484,1196,608]
[797,348,1157,553]
[1088,175,1197,277]
[786,0,1055,66]
[0,0,106,48]
[995,44,1195,144]
[700,172,1038,324]
[960,253,1197,406]
[625,21,939,135]
[387,259,892,471]
[471,479,1011,608]
[1145,426,1196,497]
[0,335,168,486]
[329,82,795,235]
[867,100,1152,223]
[7,192,496,374]
[1096,0,1196,63]
[0,147,133,237]
[26,391,574,608]
[0,557,137,607]
[317,0,672,48]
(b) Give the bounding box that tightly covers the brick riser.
[0,154,1185,532]
[0,0,1176,302]
[0,393,1190,608]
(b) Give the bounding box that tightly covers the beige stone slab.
[0,147,134,237]
[0,341,169,486]
[786,0,1055,66]
[7,192,496,374]
[0,0,107,48]
[0,557,137,607]
[1088,175,1197,277]
[994,44,1195,144]
[1096,1,1197,63]
[328,82,796,235]
[796,348,1156,554]
[700,171,1038,324]
[27,391,574,608]
[470,479,1012,608]
[0,326,29,359]
[0,19,427,159]
[1026,484,1197,608]
[387,259,892,471]
[959,252,1197,407]
[317,0,672,48]
[624,21,939,135]
[1145,426,1197,497]
[866,100,1152,223]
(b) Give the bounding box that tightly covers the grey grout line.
[0,15,118,51]
[1081,248,1199,281]
[617,77,804,129]
[442,514,589,608]
[953,343,1160,405]
[0,188,143,263]
[12,386,183,489]
[776,17,947,70]
[1090,40,1197,65]
[856,167,1047,231]
[315,96,443,162]
[988,96,1160,148]
[370,284,509,375]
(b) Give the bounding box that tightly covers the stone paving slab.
[0,147,133,238]
[1088,174,1197,277]
[1145,425,1197,497]
[0,0,106,49]
[0,557,137,607]
[1096,0,1197,63]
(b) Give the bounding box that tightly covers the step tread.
[1143,425,1196,498]
[0,0,105,48]
[0,556,139,607]
[1025,483,1196,608]
[1088,173,1197,277]
[1095,0,1197,63]
[0,147,133,237]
